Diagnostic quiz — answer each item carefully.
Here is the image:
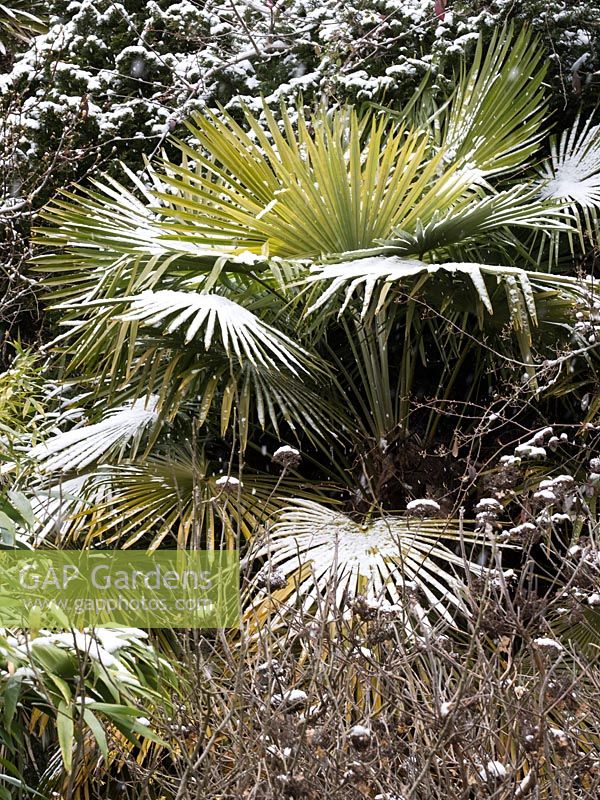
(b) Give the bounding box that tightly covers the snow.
[440,701,453,717]
[273,446,300,458]
[534,489,556,503]
[475,498,502,513]
[95,627,148,652]
[478,761,508,781]
[348,724,371,738]
[540,119,600,207]
[587,594,600,606]
[26,632,119,668]
[406,499,441,514]
[533,637,564,652]
[272,445,301,467]
[271,689,308,709]
[500,455,522,467]
[514,444,547,460]
[215,475,241,489]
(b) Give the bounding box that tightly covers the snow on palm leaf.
[539,116,600,247]
[540,117,600,208]
[304,256,585,323]
[29,397,159,474]
[251,499,485,623]
[26,475,110,543]
[117,291,310,374]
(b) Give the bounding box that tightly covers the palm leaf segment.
[35,178,319,443]
[165,108,475,258]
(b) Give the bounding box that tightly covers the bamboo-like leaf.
[0,1,46,51]
[82,708,109,761]
[56,700,74,774]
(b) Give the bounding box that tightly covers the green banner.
[0,550,239,628]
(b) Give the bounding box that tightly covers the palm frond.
[28,398,159,474]
[26,475,109,543]
[248,499,486,623]
[381,185,568,258]
[27,451,329,550]
[303,256,589,386]
[541,116,600,208]
[539,115,600,248]
[440,24,547,176]
[155,104,479,259]
[117,290,309,374]
[304,256,584,323]
[33,168,266,307]
[52,456,258,550]
[0,1,45,52]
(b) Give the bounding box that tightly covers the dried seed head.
[271,689,308,713]
[533,637,564,655]
[475,498,503,515]
[478,760,508,782]
[348,724,372,750]
[406,498,441,516]
[256,565,287,591]
[214,475,242,494]
[272,445,301,468]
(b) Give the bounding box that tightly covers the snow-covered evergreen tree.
[1,0,598,206]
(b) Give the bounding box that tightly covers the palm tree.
[22,25,599,624]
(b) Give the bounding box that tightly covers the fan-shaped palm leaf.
[117,291,309,374]
[26,474,109,544]
[34,168,267,306]
[440,25,547,176]
[248,499,487,624]
[303,255,587,370]
[27,451,330,551]
[28,398,159,474]
[306,256,587,316]
[541,116,600,208]
[379,185,568,259]
[540,115,600,249]
[158,105,478,258]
